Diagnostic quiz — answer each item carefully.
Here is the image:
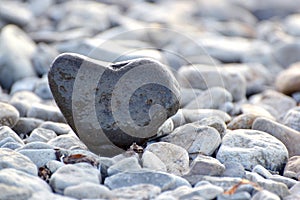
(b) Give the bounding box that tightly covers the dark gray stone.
[48,53,180,156]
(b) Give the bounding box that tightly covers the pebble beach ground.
[1,0,300,199]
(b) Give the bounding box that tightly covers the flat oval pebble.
[48,53,180,156]
[216,129,288,171]
[0,148,38,176]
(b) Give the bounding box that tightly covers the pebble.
[182,109,231,124]
[0,168,51,193]
[104,169,190,191]
[282,108,300,132]
[187,154,225,176]
[10,77,40,95]
[227,113,258,130]
[18,149,56,168]
[217,191,251,200]
[216,129,288,171]
[0,148,37,175]
[64,182,113,199]
[251,190,280,200]
[49,163,101,194]
[113,184,161,200]
[48,53,180,156]
[145,142,189,176]
[47,134,88,150]
[196,116,227,138]
[284,14,300,36]
[273,41,300,68]
[252,165,273,179]
[252,117,300,157]
[200,176,243,190]
[180,88,202,107]
[249,90,296,120]
[25,127,57,143]
[0,102,19,128]
[178,64,246,101]
[0,183,32,200]
[222,161,246,178]
[39,121,72,135]
[283,156,300,179]
[0,25,36,90]
[107,156,141,176]
[0,1,33,27]
[27,103,65,122]
[0,126,24,145]
[276,62,300,95]
[33,76,53,100]
[141,150,167,172]
[161,124,221,157]
[185,87,233,110]
[240,104,275,120]
[246,172,291,198]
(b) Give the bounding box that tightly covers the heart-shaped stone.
[48,53,180,156]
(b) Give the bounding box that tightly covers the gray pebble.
[269,174,298,189]
[104,169,190,191]
[0,168,51,193]
[64,182,113,199]
[0,102,19,128]
[222,161,245,178]
[27,103,65,122]
[107,156,141,176]
[161,124,221,157]
[47,134,88,150]
[217,191,251,200]
[283,108,300,132]
[178,64,246,101]
[196,116,227,137]
[252,190,280,200]
[0,25,36,90]
[113,184,161,200]
[25,127,57,143]
[18,142,55,150]
[49,164,101,194]
[182,109,231,124]
[46,160,65,174]
[18,149,57,168]
[1,142,23,150]
[187,154,225,176]
[39,121,72,135]
[33,76,53,100]
[13,117,45,138]
[142,150,167,172]
[216,129,288,171]
[0,1,33,27]
[10,77,39,95]
[146,142,189,176]
[0,148,37,175]
[283,156,300,179]
[0,183,32,200]
[252,165,273,179]
[253,117,300,157]
[185,87,233,110]
[0,126,24,145]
